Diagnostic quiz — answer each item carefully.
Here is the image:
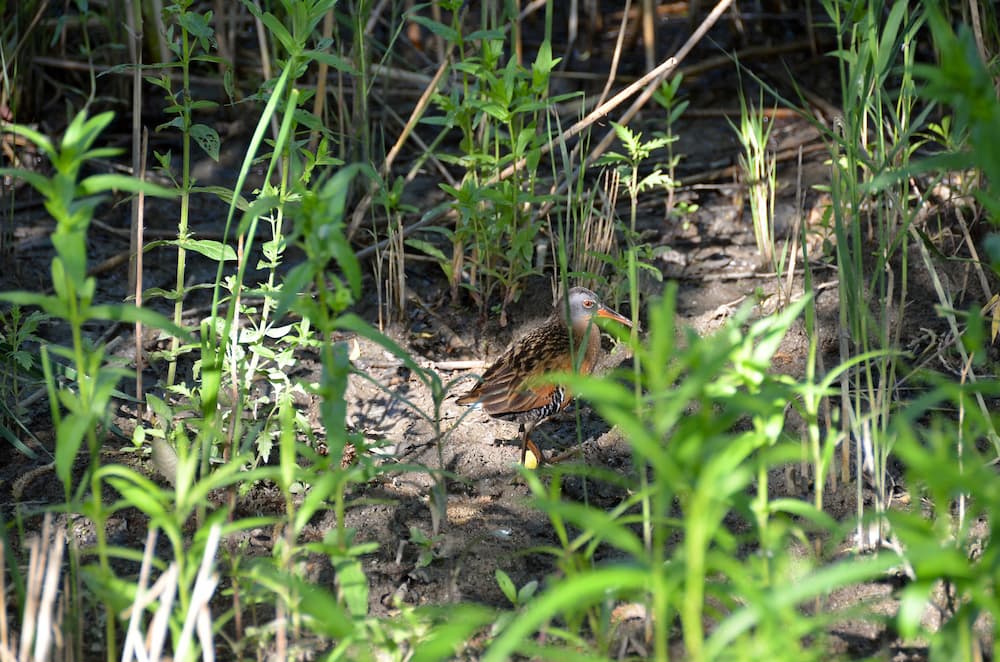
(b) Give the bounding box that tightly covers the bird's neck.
[569,318,600,349]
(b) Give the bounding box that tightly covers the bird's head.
[562,287,632,336]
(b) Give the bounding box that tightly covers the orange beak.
[597,305,632,327]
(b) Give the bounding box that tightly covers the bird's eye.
[583,300,594,308]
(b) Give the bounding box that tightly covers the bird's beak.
[597,306,632,327]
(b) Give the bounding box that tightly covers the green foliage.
[422,22,574,320]
[599,121,674,191]
[0,110,179,495]
[409,526,445,569]
[915,7,1000,218]
[815,0,930,540]
[889,378,1000,658]
[0,305,47,457]
[595,121,670,299]
[147,0,226,389]
[148,2,223,163]
[495,568,538,609]
[652,74,697,220]
[729,85,778,270]
[0,107,183,656]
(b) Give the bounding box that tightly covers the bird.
[456,287,632,465]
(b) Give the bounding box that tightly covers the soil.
[1,6,995,660]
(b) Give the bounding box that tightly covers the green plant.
[495,568,538,610]
[423,16,573,322]
[595,121,670,305]
[0,305,47,457]
[142,0,347,478]
[880,14,1000,653]
[0,2,375,657]
[651,73,696,220]
[890,376,1000,659]
[818,0,930,544]
[489,568,538,644]
[116,158,374,659]
[730,86,778,273]
[10,0,1000,659]
[0,109,180,658]
[145,0,225,387]
[914,7,1000,219]
[409,526,445,569]
[372,176,418,327]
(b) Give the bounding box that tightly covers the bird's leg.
[520,420,545,466]
[518,422,528,463]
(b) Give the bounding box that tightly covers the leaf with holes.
[190,123,220,161]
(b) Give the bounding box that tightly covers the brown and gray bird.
[457,287,632,465]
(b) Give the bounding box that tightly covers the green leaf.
[298,581,354,638]
[464,28,505,41]
[51,234,88,287]
[0,291,69,318]
[80,563,136,616]
[478,102,509,122]
[318,164,371,295]
[187,99,219,112]
[875,1,907,79]
[261,12,297,55]
[531,40,560,91]
[86,303,191,340]
[0,123,55,159]
[79,174,176,198]
[483,566,651,662]
[190,185,251,211]
[610,121,637,151]
[668,99,690,124]
[404,238,451,277]
[140,287,184,301]
[767,498,838,531]
[104,475,169,521]
[407,14,459,43]
[177,10,215,39]
[410,605,495,662]
[157,116,185,133]
[146,237,236,262]
[144,73,171,91]
[532,499,645,558]
[273,262,313,320]
[332,555,369,618]
[190,123,220,161]
[517,580,538,604]
[495,569,517,605]
[62,110,115,159]
[294,473,337,532]
[0,168,53,194]
[78,146,122,162]
[55,411,90,491]
[897,582,933,640]
[705,554,899,656]
[0,421,39,459]
[303,50,358,75]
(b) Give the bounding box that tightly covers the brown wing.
[457,324,574,417]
